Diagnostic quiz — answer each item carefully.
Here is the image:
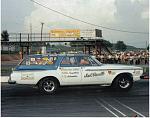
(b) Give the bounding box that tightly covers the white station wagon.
[8,54,143,94]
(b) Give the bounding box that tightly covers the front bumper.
[8,77,16,84]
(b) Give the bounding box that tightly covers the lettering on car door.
[78,56,105,83]
[59,56,82,83]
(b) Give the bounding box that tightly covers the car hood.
[100,64,143,70]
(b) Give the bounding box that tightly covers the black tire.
[112,74,133,91]
[38,78,58,94]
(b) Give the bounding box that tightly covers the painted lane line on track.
[95,99,119,117]
[114,99,146,117]
[99,98,127,117]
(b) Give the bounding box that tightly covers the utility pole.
[40,22,45,54]
[30,22,32,41]
[27,34,30,55]
[41,22,44,41]
[19,33,23,60]
[145,40,149,52]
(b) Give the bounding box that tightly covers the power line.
[30,0,149,35]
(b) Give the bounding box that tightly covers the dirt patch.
[1,54,20,61]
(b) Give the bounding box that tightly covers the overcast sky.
[1,0,149,48]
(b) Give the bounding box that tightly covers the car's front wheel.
[112,74,133,91]
[38,78,58,94]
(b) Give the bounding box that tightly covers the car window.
[60,56,77,67]
[78,56,92,66]
[20,56,57,65]
[20,57,30,65]
[88,57,99,66]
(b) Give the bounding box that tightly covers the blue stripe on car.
[15,65,58,71]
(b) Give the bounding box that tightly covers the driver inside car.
[80,58,90,65]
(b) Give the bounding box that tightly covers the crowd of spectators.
[96,50,149,65]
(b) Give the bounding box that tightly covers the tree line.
[1,30,9,41]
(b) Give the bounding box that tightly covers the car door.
[58,56,82,84]
[78,56,105,84]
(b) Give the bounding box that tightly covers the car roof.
[27,54,90,57]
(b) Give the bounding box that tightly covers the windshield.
[91,56,102,65]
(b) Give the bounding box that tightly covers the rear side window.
[60,56,78,67]
[20,56,57,65]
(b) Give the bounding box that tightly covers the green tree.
[1,30,9,41]
[115,41,127,51]
[101,39,113,48]
[147,45,149,50]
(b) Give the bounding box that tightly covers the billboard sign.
[80,29,102,38]
[50,29,80,38]
[80,29,95,38]
[49,29,102,38]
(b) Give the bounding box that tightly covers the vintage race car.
[8,54,143,94]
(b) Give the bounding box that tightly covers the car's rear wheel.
[38,78,58,94]
[112,74,133,91]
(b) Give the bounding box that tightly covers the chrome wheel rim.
[119,78,130,88]
[43,80,55,92]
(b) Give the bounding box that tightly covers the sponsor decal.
[84,72,104,77]
[21,73,34,80]
[30,58,35,62]
[61,68,79,78]
[42,57,49,61]
[108,70,112,74]
[67,75,78,77]
[62,71,79,74]
[62,75,78,78]
[133,70,140,75]
[108,70,116,75]
[60,68,80,71]
[85,69,102,71]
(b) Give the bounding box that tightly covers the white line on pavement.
[114,99,146,117]
[95,99,119,117]
[99,98,127,117]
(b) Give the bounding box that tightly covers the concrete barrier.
[1,76,9,82]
